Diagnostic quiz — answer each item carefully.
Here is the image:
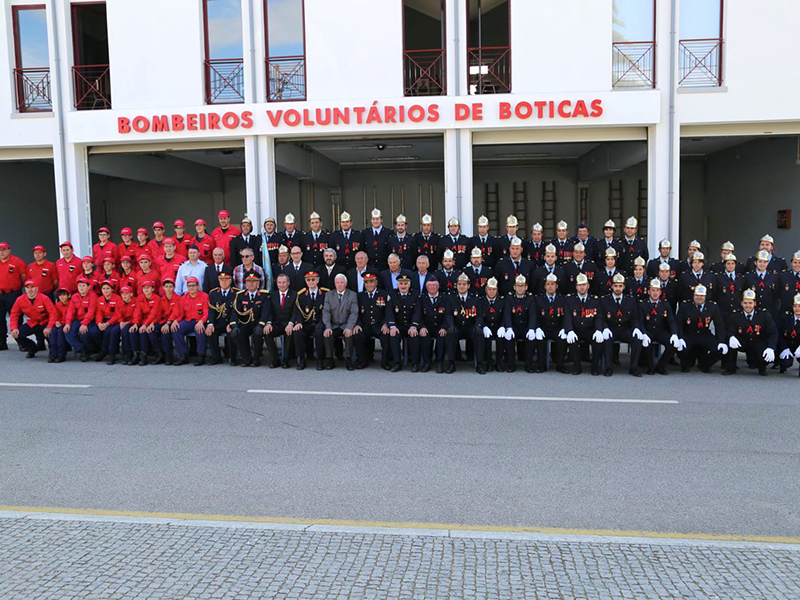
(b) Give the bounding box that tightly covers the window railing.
[267,56,306,101]
[403,49,446,96]
[467,46,511,94]
[679,38,723,87]
[204,58,245,104]
[73,64,111,110]
[14,67,52,112]
[612,41,656,88]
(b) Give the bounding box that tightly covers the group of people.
[2,208,800,377]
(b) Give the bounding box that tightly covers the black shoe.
[36,340,46,352]
[420,363,430,373]
[26,350,36,359]
[535,367,547,374]
[94,351,107,362]
[477,362,486,375]
[296,360,305,370]
[604,368,613,377]
[346,360,355,371]
[525,365,535,374]
[436,362,445,374]
[47,355,56,363]
[591,368,600,376]
[325,359,335,370]
[506,365,516,373]
[356,362,367,370]
[646,368,655,375]
[571,367,581,375]
[208,357,222,366]
[270,359,280,369]
[282,361,290,369]
[780,366,787,374]
[381,363,391,371]
[700,367,712,373]
[107,354,116,365]
[56,355,66,363]
[78,349,88,362]
[410,364,419,373]
[317,360,325,371]
[556,366,568,374]
[656,365,668,375]
[129,353,139,366]
[193,357,205,366]
[446,361,456,374]
[174,355,189,366]
[240,360,251,367]
[251,358,261,367]
[721,370,734,376]
[680,366,690,373]
[139,352,149,366]
[153,352,165,365]
[758,369,767,376]
[391,363,402,373]
[629,369,642,378]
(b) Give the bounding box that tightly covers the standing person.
[129,280,162,366]
[146,221,168,259]
[329,211,362,270]
[0,242,27,351]
[677,252,715,302]
[362,209,391,269]
[172,219,193,257]
[211,210,241,265]
[413,214,440,270]
[353,272,391,370]
[118,256,137,293]
[677,240,703,277]
[464,247,493,296]
[386,274,419,372]
[437,217,469,270]
[777,294,800,375]
[289,271,326,370]
[92,257,120,294]
[284,246,314,291]
[317,248,346,291]
[656,261,680,312]
[63,277,99,361]
[94,281,123,364]
[676,285,727,373]
[278,213,304,250]
[564,274,605,376]
[531,245,566,295]
[27,245,58,299]
[233,248,267,290]
[170,276,209,366]
[264,273,297,368]
[745,234,788,274]
[723,289,778,376]
[617,216,648,275]
[56,241,81,294]
[625,257,649,302]
[204,247,234,293]
[302,212,330,268]
[317,273,358,370]
[562,242,596,296]
[744,250,781,319]
[271,245,293,288]
[49,288,72,363]
[155,237,187,283]
[501,275,539,373]
[387,214,417,271]
[206,272,239,366]
[523,222,547,267]
[135,227,150,254]
[475,277,505,374]
[92,227,119,268]
[495,215,521,263]
[260,216,281,272]
[192,219,217,264]
[710,241,742,275]
[435,250,462,295]
[779,251,800,314]
[468,215,498,268]
[549,220,574,265]
[379,253,412,292]
[647,239,680,279]
[119,227,136,257]
[715,254,747,316]
[175,246,207,295]
[9,280,55,358]
[231,217,262,269]
[232,273,270,367]
[638,278,680,375]
[410,279,453,374]
[134,253,160,296]
[495,237,533,297]
[599,273,644,377]
[79,255,97,282]
[594,220,623,268]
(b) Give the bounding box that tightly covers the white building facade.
[1,0,799,258]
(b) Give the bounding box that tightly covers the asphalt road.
[1,347,799,538]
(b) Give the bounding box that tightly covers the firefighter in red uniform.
[172,219,193,256]
[212,210,241,265]
[63,276,99,361]
[130,280,162,366]
[118,256,137,293]
[49,288,72,362]
[92,226,119,268]
[158,278,180,364]
[193,218,217,264]
[119,227,135,257]
[155,237,187,282]
[147,221,168,259]
[9,280,55,358]
[27,245,58,299]
[117,286,137,365]
[93,257,120,293]
[170,276,209,365]
[0,241,27,351]
[94,280,124,364]
[134,252,160,295]
[56,241,81,293]
[79,255,97,282]
[135,228,150,253]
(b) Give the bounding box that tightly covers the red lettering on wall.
[240,111,254,128]
[284,109,301,127]
[407,105,425,123]
[427,104,440,122]
[515,102,533,119]
[572,100,589,118]
[590,99,604,117]
[152,115,169,132]
[187,114,198,131]
[222,112,240,129]
[208,113,221,129]
[118,117,131,134]
[171,115,185,131]
[472,103,483,121]
[499,102,512,119]
[455,103,470,121]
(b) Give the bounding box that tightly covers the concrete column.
[443,129,474,236]
[53,143,92,255]
[458,130,474,237]
[244,135,277,230]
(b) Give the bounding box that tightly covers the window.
[265,0,306,101]
[203,0,244,104]
[467,0,510,94]
[12,5,51,112]
[679,0,723,87]
[403,0,446,96]
[612,0,656,88]
[71,2,111,110]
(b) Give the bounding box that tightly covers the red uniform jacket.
[10,293,56,330]
[134,270,161,296]
[92,270,121,294]
[192,234,216,264]
[56,257,81,293]
[211,226,241,265]
[133,293,163,326]
[26,260,58,294]
[53,300,71,326]
[155,254,186,283]
[173,291,210,323]
[174,235,194,257]
[160,293,180,323]
[146,238,167,260]
[117,298,136,324]
[118,269,138,294]
[66,292,98,326]
[0,255,27,292]
[92,241,119,268]
[96,293,125,325]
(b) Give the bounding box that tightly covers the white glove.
[483,326,492,339]
[497,327,506,339]
[669,334,679,348]
[632,328,643,340]
[558,329,567,340]
[728,336,741,350]
[795,346,800,359]
[535,328,545,341]
[677,338,687,351]
[780,348,793,360]
[717,343,728,355]
[763,348,775,363]
[504,329,515,341]
[592,330,604,344]
[602,328,613,341]
[642,334,651,348]
[526,329,536,341]
[566,331,578,344]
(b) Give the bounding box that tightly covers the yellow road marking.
[2,505,799,545]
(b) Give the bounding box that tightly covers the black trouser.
[317,327,354,361]
[234,322,264,364]
[568,329,602,372]
[537,328,567,370]
[725,340,768,373]
[295,322,323,361]
[354,325,389,367]
[209,323,235,361]
[388,326,419,366]
[644,329,677,371]
[680,334,721,370]
[264,324,292,363]
[604,328,642,371]
[779,343,800,372]
[419,329,449,365]
[476,327,503,366]
[0,290,21,343]
[449,325,477,363]
[505,328,534,369]
[15,323,45,353]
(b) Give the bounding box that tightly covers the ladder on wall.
[608,180,623,228]
[485,182,500,235]
[330,189,342,230]
[637,179,648,239]
[579,186,589,225]
[542,181,557,238]
[513,181,528,234]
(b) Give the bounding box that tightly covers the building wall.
[0,161,58,253]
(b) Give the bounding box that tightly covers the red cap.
[245,273,260,281]
[195,218,207,226]
[120,255,133,262]
[163,237,177,245]
[141,280,155,288]
[120,286,133,294]
[218,210,230,218]
[102,257,115,264]
[137,228,148,235]
[57,287,70,295]
[153,221,165,229]
[97,227,110,234]
[77,276,90,285]
[173,219,185,227]
[185,276,200,285]
[120,227,133,236]
[33,245,46,253]
[362,273,378,281]
[59,241,73,249]
[82,255,94,262]
[137,252,152,261]
[0,242,10,250]
[100,280,113,288]
[24,279,36,287]
[161,277,175,285]
[304,271,320,278]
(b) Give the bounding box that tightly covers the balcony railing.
[612,41,656,88]
[467,46,511,94]
[679,38,723,87]
[403,49,446,96]
[73,64,111,110]
[267,56,306,101]
[205,58,244,104]
[14,67,52,112]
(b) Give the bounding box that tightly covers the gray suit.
[319,288,359,361]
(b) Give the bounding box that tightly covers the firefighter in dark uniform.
[437,217,469,270]
[534,273,572,373]
[495,215,520,263]
[626,257,649,301]
[232,273,271,367]
[600,273,644,377]
[353,272,390,370]
[387,214,417,271]
[289,271,327,371]
[386,274,419,372]
[594,247,621,297]
[745,234,788,274]
[410,278,453,373]
[562,242,596,296]
[639,278,680,375]
[531,245,566,295]
[447,273,481,374]
[564,273,605,376]
[413,214,440,270]
[362,208,391,269]
[778,251,800,313]
[435,249,462,295]
[594,220,623,269]
[647,239,680,279]
[710,241,743,275]
[329,211,363,270]
[261,217,281,267]
[523,222,547,267]
[468,215,498,268]
[744,249,781,319]
[618,216,649,275]
[676,240,702,277]
[656,262,680,312]
[475,277,505,374]
[206,272,239,365]
[723,288,778,376]
[676,284,727,373]
[303,212,330,268]
[495,237,534,297]
[714,254,746,316]
[549,221,575,265]
[501,275,539,373]
[777,294,800,375]
[677,251,715,302]
[464,247,493,296]
[279,213,304,251]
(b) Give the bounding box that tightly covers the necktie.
[345,231,349,240]
[748,314,753,322]
[311,293,315,301]
[217,265,221,273]
[250,293,255,301]
[617,298,621,307]
[280,293,285,308]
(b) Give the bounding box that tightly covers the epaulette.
[319,287,331,292]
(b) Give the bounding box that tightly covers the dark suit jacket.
[230,234,263,268]
[378,268,414,291]
[203,263,234,293]
[411,270,437,293]
[268,289,297,328]
[347,267,371,293]
[317,264,347,291]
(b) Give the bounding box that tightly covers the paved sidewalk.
[2,513,799,598]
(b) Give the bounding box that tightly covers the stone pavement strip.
[2,513,800,599]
